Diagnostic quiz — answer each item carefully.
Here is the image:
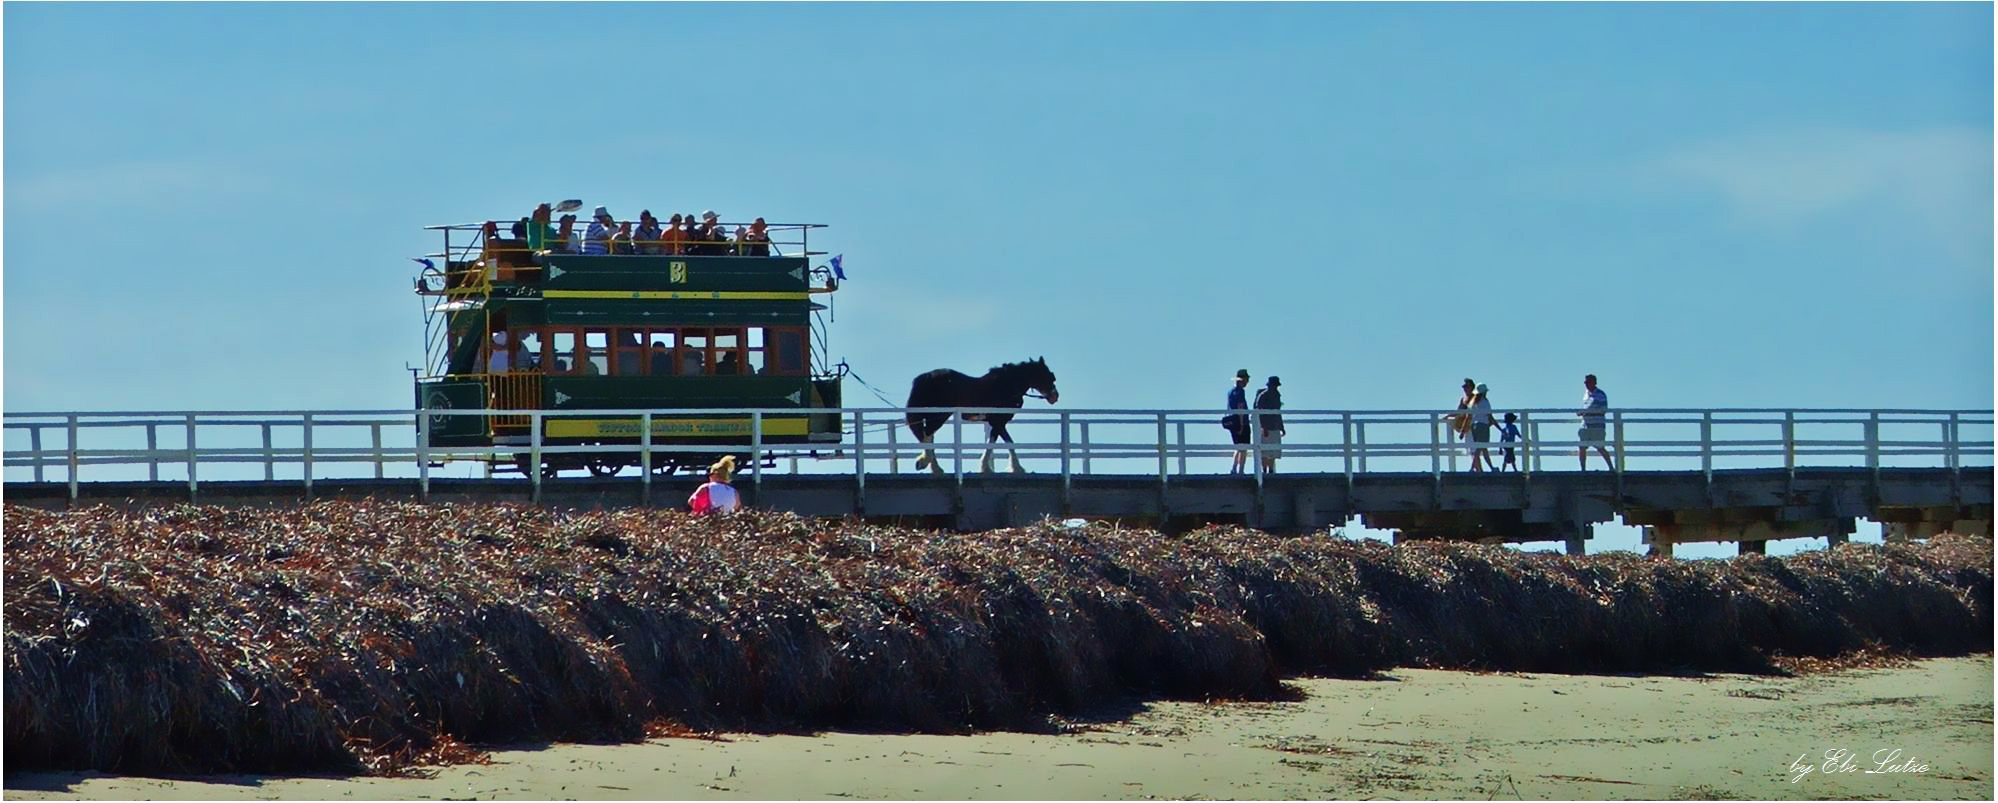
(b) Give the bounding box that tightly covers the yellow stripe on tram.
[545,417,812,439]
[543,290,811,301]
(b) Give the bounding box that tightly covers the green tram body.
[414,243,843,476]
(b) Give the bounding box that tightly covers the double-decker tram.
[412,211,844,476]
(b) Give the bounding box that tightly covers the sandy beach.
[8,655,1989,800]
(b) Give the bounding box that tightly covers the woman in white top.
[1469,384,1497,472]
[688,455,741,514]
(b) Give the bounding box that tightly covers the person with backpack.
[688,455,741,514]
[1254,376,1286,474]
[1223,369,1251,474]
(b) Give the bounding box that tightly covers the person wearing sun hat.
[688,455,741,514]
[1224,369,1252,474]
[582,206,616,255]
[1254,376,1286,474]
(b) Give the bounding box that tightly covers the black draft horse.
[906,357,1059,474]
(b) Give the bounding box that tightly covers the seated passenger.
[679,350,705,376]
[613,221,635,255]
[556,214,580,253]
[717,352,741,375]
[526,203,556,254]
[633,211,663,255]
[698,211,722,256]
[742,218,773,257]
[583,206,615,255]
[662,213,686,256]
[510,218,530,240]
[650,346,674,375]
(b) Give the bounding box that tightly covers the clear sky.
[4,3,1992,555]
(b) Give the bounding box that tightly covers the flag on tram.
[830,254,846,280]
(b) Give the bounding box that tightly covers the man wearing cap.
[583,206,616,255]
[1254,376,1286,474]
[1224,369,1252,474]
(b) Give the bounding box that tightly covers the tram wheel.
[586,459,623,478]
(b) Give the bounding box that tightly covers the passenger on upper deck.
[741,218,773,257]
[583,206,616,255]
[698,211,724,256]
[633,211,663,255]
[556,214,580,253]
[663,213,687,255]
[526,203,556,253]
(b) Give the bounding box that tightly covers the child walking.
[1498,412,1522,471]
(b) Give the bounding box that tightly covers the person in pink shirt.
[688,455,741,514]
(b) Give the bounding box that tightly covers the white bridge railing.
[4,407,1991,502]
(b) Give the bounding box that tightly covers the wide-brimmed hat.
[701,210,719,222]
[592,205,611,219]
[1475,383,1488,394]
[1234,368,1250,380]
[1268,376,1281,387]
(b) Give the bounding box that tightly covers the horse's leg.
[908,415,938,472]
[921,414,947,475]
[994,420,1025,473]
[980,421,997,473]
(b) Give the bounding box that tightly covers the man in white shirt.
[1577,374,1612,470]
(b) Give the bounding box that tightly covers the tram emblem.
[669,262,688,284]
[425,391,453,431]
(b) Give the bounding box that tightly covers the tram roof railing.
[421,219,831,262]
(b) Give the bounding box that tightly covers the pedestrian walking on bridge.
[1255,376,1285,474]
[1578,374,1612,470]
[1224,369,1252,474]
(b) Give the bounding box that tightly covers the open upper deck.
[416,218,834,297]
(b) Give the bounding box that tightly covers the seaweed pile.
[4,501,1989,774]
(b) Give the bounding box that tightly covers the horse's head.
[1025,356,1058,404]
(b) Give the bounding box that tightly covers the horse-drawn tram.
[412,209,844,477]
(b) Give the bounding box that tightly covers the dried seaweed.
[4,502,1989,775]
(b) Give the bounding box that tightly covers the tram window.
[774,329,805,375]
[515,329,544,371]
[713,329,744,375]
[743,327,767,375]
[583,329,609,376]
[551,330,578,374]
[679,329,709,376]
[613,329,645,376]
[647,331,676,376]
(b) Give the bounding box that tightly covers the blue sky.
[4,3,1991,555]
